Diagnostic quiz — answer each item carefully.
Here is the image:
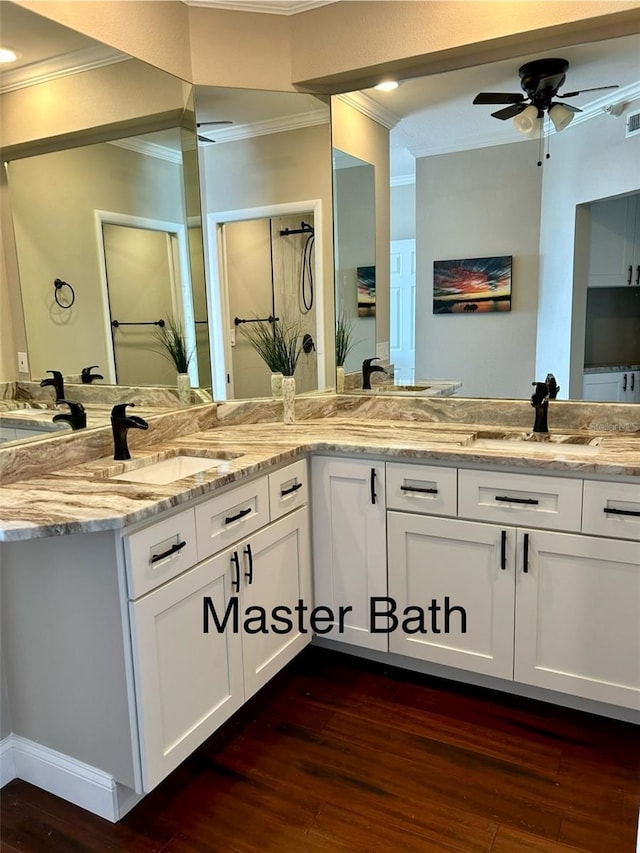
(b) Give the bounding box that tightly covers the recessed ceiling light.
[0,47,20,64]
[374,81,399,92]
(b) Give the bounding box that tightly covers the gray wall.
[415,140,541,398]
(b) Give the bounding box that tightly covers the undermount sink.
[107,451,242,485]
[471,431,602,456]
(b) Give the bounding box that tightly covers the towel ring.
[54,278,75,308]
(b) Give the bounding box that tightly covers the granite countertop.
[1,417,638,542]
[583,364,640,374]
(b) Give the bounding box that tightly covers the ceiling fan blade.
[551,101,582,114]
[491,103,527,120]
[558,85,619,98]
[534,72,566,95]
[473,92,525,105]
[197,120,233,127]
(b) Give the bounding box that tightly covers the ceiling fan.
[473,58,619,133]
[196,120,233,143]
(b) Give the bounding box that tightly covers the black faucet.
[531,381,550,433]
[111,403,149,460]
[52,400,87,431]
[40,370,65,402]
[81,365,104,384]
[362,357,387,390]
[545,373,560,399]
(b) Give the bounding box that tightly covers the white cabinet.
[386,462,640,712]
[515,529,640,709]
[588,194,640,288]
[387,512,640,710]
[311,456,387,651]
[125,462,312,791]
[387,513,515,679]
[129,546,244,791]
[583,370,640,402]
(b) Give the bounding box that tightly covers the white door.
[312,456,387,651]
[130,550,244,791]
[240,507,312,699]
[387,513,516,679]
[514,529,640,710]
[390,239,416,383]
[103,224,178,386]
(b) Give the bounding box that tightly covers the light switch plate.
[17,351,29,373]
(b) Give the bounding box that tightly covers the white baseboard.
[0,735,16,787]
[0,734,141,822]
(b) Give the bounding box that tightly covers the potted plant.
[240,318,302,422]
[153,317,194,405]
[335,314,355,393]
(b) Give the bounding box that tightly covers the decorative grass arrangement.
[240,318,302,376]
[335,314,356,367]
[153,317,193,374]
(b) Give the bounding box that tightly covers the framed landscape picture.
[357,265,376,316]
[433,256,512,314]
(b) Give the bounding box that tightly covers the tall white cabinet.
[588,194,640,288]
[311,456,387,651]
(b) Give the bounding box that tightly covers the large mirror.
[333,33,640,400]
[194,86,333,401]
[1,3,210,397]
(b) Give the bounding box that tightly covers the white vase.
[282,375,296,424]
[336,365,345,393]
[271,372,283,397]
[177,372,191,406]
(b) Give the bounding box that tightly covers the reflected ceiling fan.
[197,120,233,143]
[473,58,619,134]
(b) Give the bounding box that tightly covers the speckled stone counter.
[1,400,639,541]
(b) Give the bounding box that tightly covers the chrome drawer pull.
[400,485,438,494]
[603,507,640,517]
[225,507,252,525]
[281,482,303,497]
[150,540,186,564]
[495,495,539,505]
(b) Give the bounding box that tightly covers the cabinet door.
[514,529,640,710]
[588,196,637,287]
[130,550,244,791]
[387,513,516,679]
[240,507,312,700]
[582,372,625,402]
[312,456,387,651]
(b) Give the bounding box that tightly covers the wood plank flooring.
[2,647,639,852]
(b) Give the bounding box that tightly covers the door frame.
[206,200,326,401]
[94,211,196,385]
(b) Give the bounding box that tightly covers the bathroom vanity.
[0,400,638,821]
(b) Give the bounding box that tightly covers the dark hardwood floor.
[2,647,639,852]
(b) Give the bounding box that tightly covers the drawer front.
[268,458,308,521]
[583,481,640,541]
[195,476,269,561]
[458,469,583,532]
[125,508,198,600]
[386,462,457,516]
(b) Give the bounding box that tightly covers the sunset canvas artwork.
[433,256,512,314]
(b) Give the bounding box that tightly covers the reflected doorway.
[390,239,416,383]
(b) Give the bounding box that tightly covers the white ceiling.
[360,34,640,180]
[2,1,638,179]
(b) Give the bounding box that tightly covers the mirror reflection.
[7,125,210,389]
[333,33,640,399]
[194,86,333,400]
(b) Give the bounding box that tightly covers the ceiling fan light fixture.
[549,103,574,132]
[513,105,540,135]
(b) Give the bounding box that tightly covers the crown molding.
[109,138,183,164]
[0,45,128,95]
[197,107,329,143]
[564,80,640,129]
[337,92,400,131]
[184,1,335,14]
